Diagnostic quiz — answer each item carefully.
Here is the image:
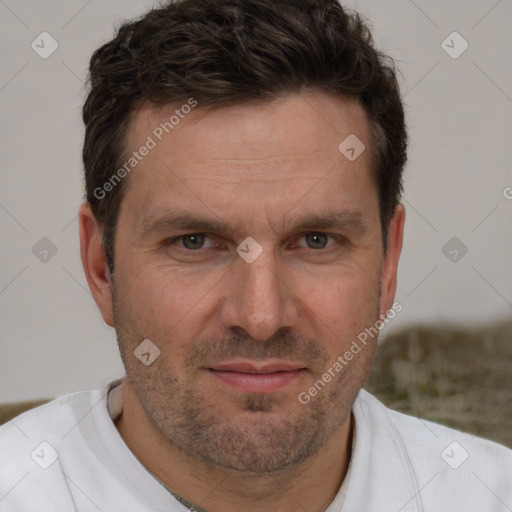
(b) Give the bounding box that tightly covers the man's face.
[109,91,398,474]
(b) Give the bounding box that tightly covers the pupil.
[307,233,327,249]
[183,234,204,249]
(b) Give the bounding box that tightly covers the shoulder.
[352,390,512,510]
[0,388,104,444]
[0,389,104,509]
[356,389,511,459]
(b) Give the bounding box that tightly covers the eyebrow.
[140,209,367,239]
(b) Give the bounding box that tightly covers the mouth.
[206,360,307,393]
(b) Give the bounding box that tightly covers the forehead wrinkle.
[169,154,330,165]
[181,175,321,185]
[165,153,338,177]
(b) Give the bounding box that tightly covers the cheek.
[300,261,381,327]
[116,263,223,345]
[292,263,381,369]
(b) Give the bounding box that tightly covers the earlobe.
[79,203,115,327]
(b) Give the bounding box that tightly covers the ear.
[79,203,115,327]
[379,204,405,318]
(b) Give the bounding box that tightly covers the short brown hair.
[82,0,407,273]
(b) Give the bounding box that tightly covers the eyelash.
[163,232,345,251]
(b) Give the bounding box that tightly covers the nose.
[219,248,300,342]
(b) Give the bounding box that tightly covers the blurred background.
[1,1,511,445]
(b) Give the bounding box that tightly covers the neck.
[116,382,354,512]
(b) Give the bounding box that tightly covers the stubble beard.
[112,283,377,475]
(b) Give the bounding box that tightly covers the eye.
[170,233,217,250]
[295,232,338,250]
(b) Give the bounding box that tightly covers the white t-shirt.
[0,378,510,511]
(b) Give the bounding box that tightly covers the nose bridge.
[219,245,299,341]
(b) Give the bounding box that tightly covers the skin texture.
[80,90,405,512]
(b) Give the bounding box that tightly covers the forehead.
[119,91,377,231]
[125,91,370,162]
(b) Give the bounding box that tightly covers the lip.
[210,361,305,373]
[207,360,307,393]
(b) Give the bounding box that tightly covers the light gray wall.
[1,0,511,402]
